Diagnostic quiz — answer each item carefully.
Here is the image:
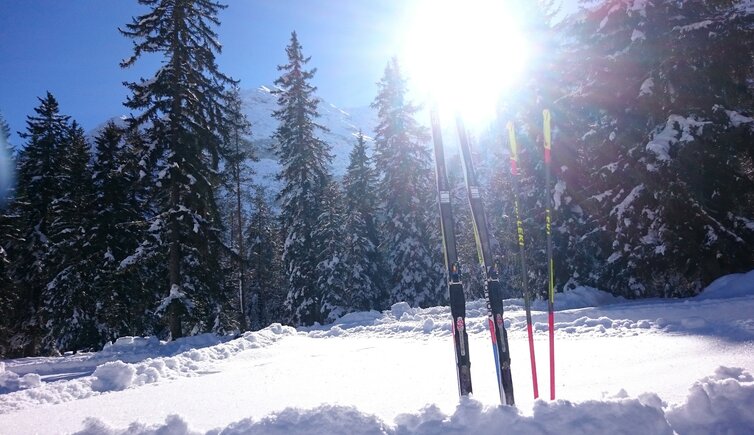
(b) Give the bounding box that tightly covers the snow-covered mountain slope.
[1,270,753,434]
[241,86,377,194]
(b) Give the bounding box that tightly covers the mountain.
[87,86,378,196]
[240,86,378,194]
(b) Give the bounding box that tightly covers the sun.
[401,0,530,129]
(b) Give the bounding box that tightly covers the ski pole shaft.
[507,121,539,400]
[543,109,556,400]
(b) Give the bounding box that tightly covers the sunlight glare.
[402,0,530,129]
[0,133,13,208]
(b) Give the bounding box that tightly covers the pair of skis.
[430,107,514,405]
[431,108,556,405]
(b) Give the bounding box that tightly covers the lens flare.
[0,132,13,208]
[401,0,530,130]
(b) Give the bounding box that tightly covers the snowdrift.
[73,366,754,435]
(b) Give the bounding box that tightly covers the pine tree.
[272,31,334,326]
[10,92,71,355]
[341,132,385,311]
[372,58,445,308]
[120,0,236,337]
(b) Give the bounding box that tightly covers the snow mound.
[0,362,41,394]
[696,269,754,301]
[305,286,632,341]
[390,302,414,319]
[0,325,296,413]
[91,362,135,392]
[666,367,754,435]
[71,367,754,435]
[5,332,232,381]
[548,286,626,311]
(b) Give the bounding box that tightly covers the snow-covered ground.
[1,270,753,434]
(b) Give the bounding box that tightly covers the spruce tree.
[219,85,256,331]
[11,92,71,355]
[559,0,754,296]
[246,187,285,329]
[484,152,518,299]
[120,0,235,337]
[342,132,385,311]
[43,122,97,352]
[489,0,562,300]
[86,122,150,340]
[372,58,445,308]
[272,31,334,325]
[315,181,349,322]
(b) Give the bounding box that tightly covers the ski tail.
[507,121,539,400]
[430,107,472,397]
[488,279,515,405]
[543,109,556,400]
[450,281,472,395]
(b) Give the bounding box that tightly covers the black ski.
[430,107,473,397]
[455,116,515,406]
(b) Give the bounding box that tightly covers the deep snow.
[1,270,753,434]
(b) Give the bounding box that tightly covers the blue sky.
[0,0,413,144]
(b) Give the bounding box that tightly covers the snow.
[1,272,753,434]
[591,189,613,202]
[665,367,754,435]
[610,184,644,227]
[739,0,754,14]
[726,110,754,127]
[628,0,648,17]
[631,29,646,42]
[553,179,566,209]
[241,86,377,186]
[598,4,622,31]
[639,77,654,97]
[646,115,708,164]
[156,285,189,314]
[90,362,136,392]
[674,20,713,34]
[0,363,41,394]
[607,252,622,264]
[695,269,754,301]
